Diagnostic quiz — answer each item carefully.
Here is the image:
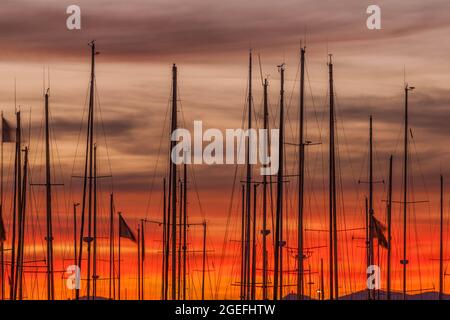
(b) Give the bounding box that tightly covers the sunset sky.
[1,0,450,300]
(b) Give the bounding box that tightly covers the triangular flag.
[119,214,136,243]
[371,215,388,249]
[2,116,15,143]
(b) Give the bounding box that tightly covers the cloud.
[2,0,450,62]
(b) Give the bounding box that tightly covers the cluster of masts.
[0,41,447,300]
[0,42,210,301]
[235,47,446,301]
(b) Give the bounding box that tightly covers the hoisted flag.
[371,215,388,249]
[119,214,137,243]
[2,116,15,143]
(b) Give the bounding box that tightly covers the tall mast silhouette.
[368,116,374,300]
[182,162,187,300]
[44,89,55,300]
[170,64,178,300]
[244,50,253,300]
[161,65,178,300]
[15,146,28,300]
[439,175,444,300]
[387,155,393,300]
[402,84,414,300]
[274,63,285,300]
[240,184,245,299]
[297,46,306,300]
[261,78,269,300]
[109,194,115,299]
[201,221,207,300]
[10,111,21,300]
[76,41,98,300]
[328,55,338,300]
[92,144,98,297]
[251,183,257,299]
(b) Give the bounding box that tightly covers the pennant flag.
[371,216,388,249]
[119,214,137,242]
[0,214,6,242]
[2,116,15,143]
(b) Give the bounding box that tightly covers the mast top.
[328,54,333,65]
[88,40,100,55]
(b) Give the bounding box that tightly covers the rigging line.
[334,87,361,295]
[285,59,301,148]
[257,53,264,87]
[305,58,328,255]
[144,92,170,221]
[410,130,434,291]
[214,71,250,299]
[49,106,71,265]
[68,77,90,206]
[177,91,206,220]
[178,85,215,298]
[409,163,423,294]
[94,80,114,190]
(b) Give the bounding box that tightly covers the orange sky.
[0,0,450,300]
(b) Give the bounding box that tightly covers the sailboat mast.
[328,55,337,300]
[387,155,393,300]
[201,221,207,300]
[10,111,21,300]
[402,84,414,300]
[170,64,178,300]
[73,202,79,299]
[136,223,142,300]
[109,193,115,300]
[137,224,141,300]
[93,144,98,298]
[274,63,285,300]
[320,258,325,300]
[240,184,245,299]
[262,78,269,300]
[76,43,93,299]
[368,116,374,300]
[251,184,257,299]
[16,146,28,300]
[365,197,369,299]
[161,178,167,299]
[182,162,187,300]
[244,50,253,300]
[118,212,122,300]
[141,220,145,300]
[44,90,55,300]
[439,174,444,300]
[78,41,97,300]
[297,46,306,300]
[178,179,182,299]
